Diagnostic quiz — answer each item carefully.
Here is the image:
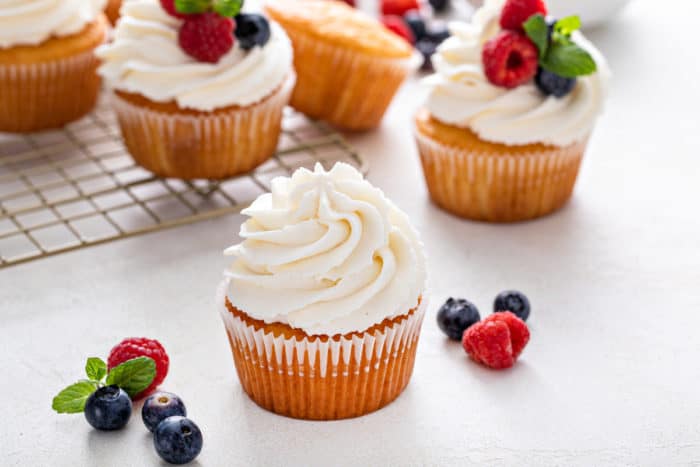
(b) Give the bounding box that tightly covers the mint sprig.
[52,356,156,414]
[52,381,98,414]
[105,357,156,398]
[174,0,211,14]
[524,14,597,78]
[212,0,243,17]
[174,0,243,17]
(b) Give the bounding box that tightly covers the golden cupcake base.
[0,16,107,133]
[220,294,426,420]
[111,74,295,180]
[265,0,415,131]
[414,109,587,223]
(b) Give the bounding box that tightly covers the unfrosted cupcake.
[219,162,427,420]
[416,0,610,222]
[0,0,108,133]
[265,0,417,131]
[97,0,295,179]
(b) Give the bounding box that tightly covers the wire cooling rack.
[0,96,367,269]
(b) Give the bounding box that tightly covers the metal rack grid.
[0,95,367,269]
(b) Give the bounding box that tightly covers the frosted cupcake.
[0,0,108,133]
[416,0,610,222]
[219,163,427,420]
[265,0,417,131]
[97,0,295,179]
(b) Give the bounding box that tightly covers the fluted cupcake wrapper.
[219,292,428,420]
[415,127,588,222]
[111,73,295,180]
[0,48,101,133]
[286,30,418,131]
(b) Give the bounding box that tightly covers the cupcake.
[105,0,122,24]
[416,0,610,222]
[265,0,417,131]
[97,0,295,179]
[0,1,108,133]
[219,163,427,420]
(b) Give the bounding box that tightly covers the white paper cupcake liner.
[110,73,296,179]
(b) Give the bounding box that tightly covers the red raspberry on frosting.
[482,30,538,88]
[499,0,547,31]
[179,12,235,64]
[381,0,420,17]
[462,311,530,369]
[108,337,169,399]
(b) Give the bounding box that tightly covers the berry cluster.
[437,291,531,369]
[52,338,201,464]
[482,0,597,97]
[160,0,271,63]
[338,0,451,71]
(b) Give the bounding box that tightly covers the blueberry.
[425,24,450,44]
[235,14,271,51]
[84,385,132,431]
[437,298,480,340]
[142,392,187,433]
[403,11,426,42]
[494,290,531,321]
[154,416,203,465]
[429,0,450,13]
[416,39,438,71]
[535,68,577,97]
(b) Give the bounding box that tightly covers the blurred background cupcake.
[266,0,419,131]
[97,0,295,179]
[219,163,427,420]
[415,0,610,222]
[105,0,122,24]
[0,0,108,133]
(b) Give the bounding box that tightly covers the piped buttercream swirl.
[423,0,610,147]
[223,163,427,336]
[96,0,293,112]
[0,0,106,48]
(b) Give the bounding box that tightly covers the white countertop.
[4,1,700,465]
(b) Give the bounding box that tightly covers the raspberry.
[160,0,187,19]
[483,312,530,358]
[381,0,420,17]
[482,31,538,88]
[499,0,547,31]
[179,13,235,64]
[381,15,416,45]
[108,338,169,399]
[462,312,530,369]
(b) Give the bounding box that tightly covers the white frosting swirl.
[423,0,610,147]
[223,163,427,336]
[0,0,106,48]
[96,0,293,112]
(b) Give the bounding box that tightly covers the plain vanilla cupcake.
[97,0,295,179]
[265,0,417,131]
[415,0,610,222]
[0,0,108,132]
[219,162,427,420]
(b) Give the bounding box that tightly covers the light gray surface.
[3,2,700,465]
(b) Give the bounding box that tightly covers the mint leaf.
[555,16,582,36]
[175,0,210,14]
[52,381,97,414]
[85,357,107,382]
[523,14,548,59]
[541,40,597,78]
[105,357,156,398]
[212,0,243,17]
